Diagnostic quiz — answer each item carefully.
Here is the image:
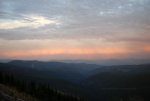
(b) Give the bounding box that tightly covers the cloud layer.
[0,0,150,61]
[0,15,58,29]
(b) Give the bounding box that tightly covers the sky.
[0,0,150,64]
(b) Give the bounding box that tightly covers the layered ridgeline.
[0,60,150,101]
[83,64,150,101]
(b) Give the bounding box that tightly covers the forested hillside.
[0,71,83,101]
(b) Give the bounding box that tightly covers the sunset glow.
[0,0,150,64]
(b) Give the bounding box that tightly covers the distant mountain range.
[0,60,150,101]
[1,59,150,65]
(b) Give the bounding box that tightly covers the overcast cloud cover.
[0,0,150,64]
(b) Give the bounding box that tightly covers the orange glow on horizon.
[2,48,131,58]
[144,46,150,51]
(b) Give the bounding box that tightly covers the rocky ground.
[0,90,24,101]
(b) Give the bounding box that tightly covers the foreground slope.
[0,72,83,101]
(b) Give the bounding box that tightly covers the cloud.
[0,15,59,29]
[0,0,150,61]
[145,25,150,29]
[0,0,150,40]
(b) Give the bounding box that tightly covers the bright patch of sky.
[0,15,59,29]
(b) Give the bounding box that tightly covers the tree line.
[0,71,83,101]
